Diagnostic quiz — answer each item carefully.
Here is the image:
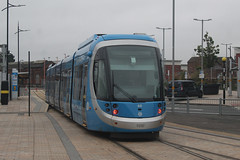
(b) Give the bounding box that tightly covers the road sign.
[199,73,204,79]
[11,69,18,99]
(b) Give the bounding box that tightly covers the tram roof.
[77,34,156,57]
[101,34,156,42]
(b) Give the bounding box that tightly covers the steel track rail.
[158,139,240,160]
[159,139,212,160]
[110,139,148,160]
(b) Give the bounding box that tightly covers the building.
[187,56,234,83]
[234,47,240,63]
[8,60,54,88]
[164,60,182,81]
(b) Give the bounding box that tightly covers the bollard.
[1,81,9,105]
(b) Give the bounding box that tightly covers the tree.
[8,52,15,62]
[194,32,220,68]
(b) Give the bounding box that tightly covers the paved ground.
[166,112,240,135]
[0,95,70,160]
[0,91,239,160]
[166,90,240,135]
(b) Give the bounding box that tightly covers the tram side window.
[62,71,68,100]
[60,72,64,99]
[93,60,108,100]
[73,65,83,100]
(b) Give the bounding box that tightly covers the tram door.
[81,63,88,125]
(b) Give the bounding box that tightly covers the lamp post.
[156,27,171,81]
[43,58,46,88]
[15,22,29,97]
[15,22,30,73]
[228,45,232,96]
[172,0,175,110]
[193,18,212,91]
[1,1,25,80]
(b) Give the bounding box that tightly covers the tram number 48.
[136,124,145,128]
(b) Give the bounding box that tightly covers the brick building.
[234,47,240,64]
[164,60,182,81]
[8,60,54,87]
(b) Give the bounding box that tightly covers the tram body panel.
[46,34,166,133]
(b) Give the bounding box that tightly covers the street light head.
[156,27,172,30]
[222,57,227,62]
[194,18,212,22]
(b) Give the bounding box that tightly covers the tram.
[45,34,166,135]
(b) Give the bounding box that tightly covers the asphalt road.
[165,112,240,135]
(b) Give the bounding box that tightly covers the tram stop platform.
[0,93,71,160]
[0,90,239,160]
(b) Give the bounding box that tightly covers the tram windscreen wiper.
[113,84,137,103]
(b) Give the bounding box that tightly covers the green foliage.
[194,32,220,68]
[8,53,15,62]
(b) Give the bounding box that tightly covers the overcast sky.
[0,0,239,63]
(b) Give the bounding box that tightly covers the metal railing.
[166,97,240,116]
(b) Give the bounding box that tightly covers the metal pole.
[44,58,46,88]
[6,0,9,81]
[28,51,30,116]
[17,22,20,72]
[201,20,204,91]
[2,1,26,81]
[163,29,165,79]
[193,18,212,91]
[222,57,226,105]
[221,43,232,92]
[14,23,29,97]
[17,22,20,97]
[171,0,175,111]
[229,58,232,96]
[237,57,240,98]
[156,27,171,81]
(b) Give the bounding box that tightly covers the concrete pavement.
[0,91,239,160]
[0,95,70,160]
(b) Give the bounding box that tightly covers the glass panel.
[107,46,161,102]
[93,60,108,100]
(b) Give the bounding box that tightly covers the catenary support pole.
[28,51,30,116]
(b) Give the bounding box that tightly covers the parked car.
[167,80,203,99]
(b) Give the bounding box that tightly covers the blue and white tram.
[46,34,166,134]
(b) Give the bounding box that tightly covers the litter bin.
[1,81,9,105]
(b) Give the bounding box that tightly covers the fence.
[166,97,240,116]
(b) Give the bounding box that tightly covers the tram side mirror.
[87,51,92,57]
